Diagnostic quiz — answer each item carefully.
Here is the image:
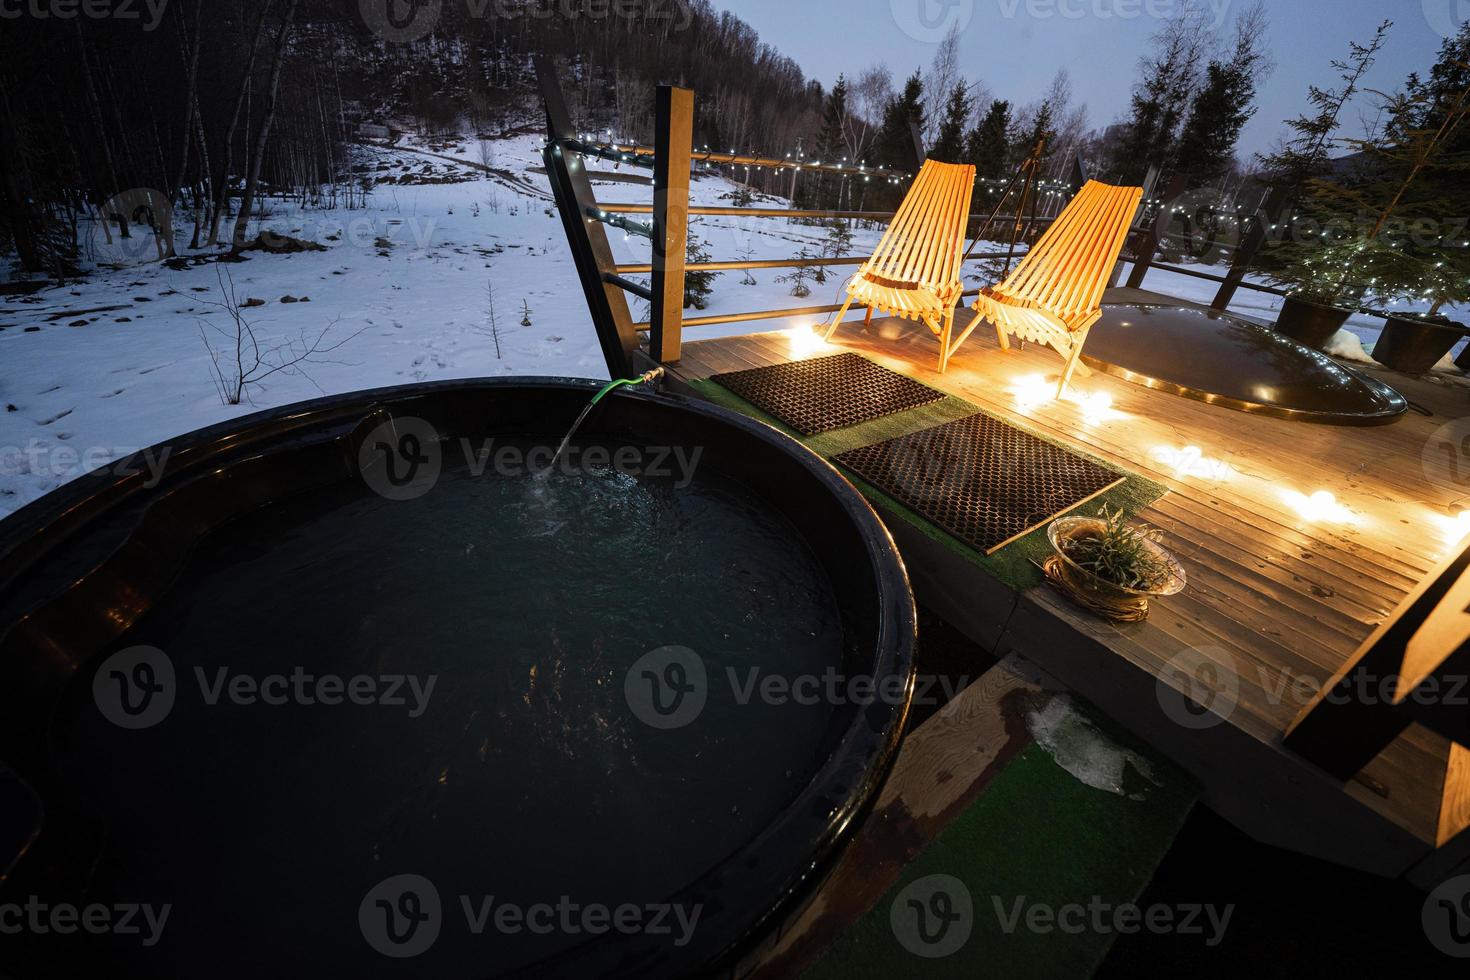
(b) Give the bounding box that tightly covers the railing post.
[1212,184,1288,311]
[533,56,639,379]
[651,85,693,364]
[1125,173,1187,291]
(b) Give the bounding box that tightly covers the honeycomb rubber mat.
[834,413,1126,554]
[710,353,946,436]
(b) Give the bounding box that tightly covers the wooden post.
[533,56,640,379]
[1126,173,1187,291]
[651,86,693,364]
[1212,184,1288,311]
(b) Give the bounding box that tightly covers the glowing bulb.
[1151,445,1232,481]
[788,325,830,358]
[1432,510,1470,546]
[1283,489,1357,524]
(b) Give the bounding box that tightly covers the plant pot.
[1373,313,1467,375]
[1046,517,1186,620]
[1273,295,1353,350]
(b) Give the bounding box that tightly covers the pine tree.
[1113,12,1212,184]
[684,231,720,309]
[929,82,973,164]
[874,71,925,173]
[967,100,1011,180]
[1173,4,1271,187]
[802,74,851,209]
[1338,24,1470,316]
[1254,20,1393,304]
[1014,101,1055,166]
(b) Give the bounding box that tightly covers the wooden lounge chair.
[822,159,975,366]
[951,179,1143,396]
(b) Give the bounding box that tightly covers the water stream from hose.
[545,368,666,474]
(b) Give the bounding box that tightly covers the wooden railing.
[536,55,1302,376]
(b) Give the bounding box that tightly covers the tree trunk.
[231,0,297,254]
[210,0,274,246]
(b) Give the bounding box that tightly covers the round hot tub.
[0,379,916,978]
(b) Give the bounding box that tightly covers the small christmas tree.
[778,247,818,298]
[1349,25,1470,317]
[1254,21,1392,305]
[684,231,720,310]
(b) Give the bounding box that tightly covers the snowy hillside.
[1,131,1464,519]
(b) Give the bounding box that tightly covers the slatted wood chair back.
[861,159,975,301]
[991,180,1142,325]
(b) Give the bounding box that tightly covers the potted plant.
[1046,507,1185,621]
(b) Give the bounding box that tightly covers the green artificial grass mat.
[689,375,1166,591]
[803,704,1197,980]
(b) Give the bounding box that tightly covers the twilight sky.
[717,0,1458,157]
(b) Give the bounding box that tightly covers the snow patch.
[1323,328,1373,363]
[1026,696,1161,801]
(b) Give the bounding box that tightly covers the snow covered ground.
[1,131,1464,518]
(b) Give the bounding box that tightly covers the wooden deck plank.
[659,304,1469,862]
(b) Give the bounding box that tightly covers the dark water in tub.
[35,443,844,977]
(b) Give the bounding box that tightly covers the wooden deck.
[651,288,1470,884]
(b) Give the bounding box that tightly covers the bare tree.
[196,264,360,406]
[847,63,895,164]
[923,25,965,146]
[231,0,299,254]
